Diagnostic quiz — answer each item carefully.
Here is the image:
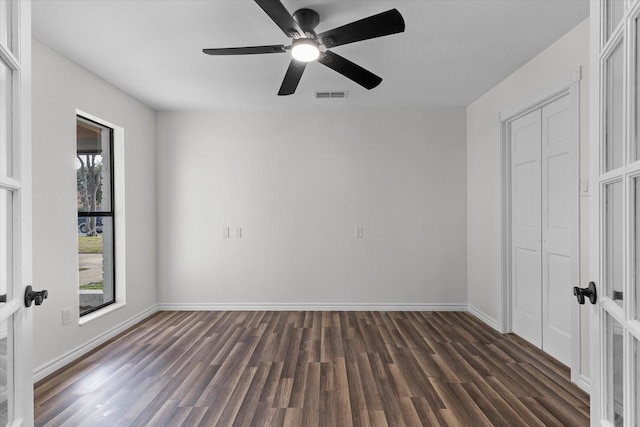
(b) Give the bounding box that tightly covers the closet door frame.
[499,73,582,386]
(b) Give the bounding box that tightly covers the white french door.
[0,0,34,426]
[511,94,574,367]
[590,0,640,425]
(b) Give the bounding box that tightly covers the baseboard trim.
[578,374,590,394]
[157,303,468,312]
[467,305,500,331]
[33,305,159,383]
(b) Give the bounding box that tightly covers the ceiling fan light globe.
[291,39,320,62]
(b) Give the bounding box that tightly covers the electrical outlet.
[62,308,72,325]
[221,226,230,239]
[355,226,364,238]
[235,227,242,239]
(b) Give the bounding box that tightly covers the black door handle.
[0,294,6,303]
[573,282,597,305]
[24,285,48,307]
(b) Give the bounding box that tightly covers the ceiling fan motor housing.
[293,8,320,35]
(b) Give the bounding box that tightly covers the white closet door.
[541,95,572,365]
[511,108,543,347]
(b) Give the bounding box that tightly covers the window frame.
[77,115,116,317]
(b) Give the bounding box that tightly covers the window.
[77,116,115,316]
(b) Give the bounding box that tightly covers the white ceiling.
[32,0,589,111]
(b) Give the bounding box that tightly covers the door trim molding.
[499,70,582,385]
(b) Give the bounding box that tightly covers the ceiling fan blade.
[278,59,307,96]
[317,9,405,49]
[254,0,304,39]
[318,50,382,90]
[203,45,287,55]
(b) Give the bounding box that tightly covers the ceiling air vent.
[314,91,348,99]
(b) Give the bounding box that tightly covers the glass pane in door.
[636,177,640,319]
[637,17,640,162]
[635,339,640,426]
[605,40,624,172]
[606,315,624,426]
[606,0,625,40]
[0,189,11,303]
[606,181,624,307]
[0,58,12,178]
[0,318,11,426]
[0,0,10,51]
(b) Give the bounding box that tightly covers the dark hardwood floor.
[34,311,589,426]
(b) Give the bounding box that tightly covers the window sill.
[79,302,126,326]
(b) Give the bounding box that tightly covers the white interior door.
[511,94,573,367]
[589,0,640,425]
[541,95,573,364]
[511,108,543,348]
[0,0,34,426]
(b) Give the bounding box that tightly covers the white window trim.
[76,109,126,325]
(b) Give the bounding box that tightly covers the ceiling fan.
[203,0,405,96]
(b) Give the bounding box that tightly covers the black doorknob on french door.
[573,282,597,305]
[24,285,48,307]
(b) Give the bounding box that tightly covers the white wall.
[31,40,157,373]
[157,108,467,308]
[466,19,590,376]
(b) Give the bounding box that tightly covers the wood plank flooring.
[34,311,589,426]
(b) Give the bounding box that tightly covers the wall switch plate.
[235,227,242,239]
[355,226,364,238]
[221,227,229,239]
[62,308,72,325]
[580,178,589,197]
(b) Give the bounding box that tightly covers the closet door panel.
[541,95,572,365]
[511,109,543,347]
